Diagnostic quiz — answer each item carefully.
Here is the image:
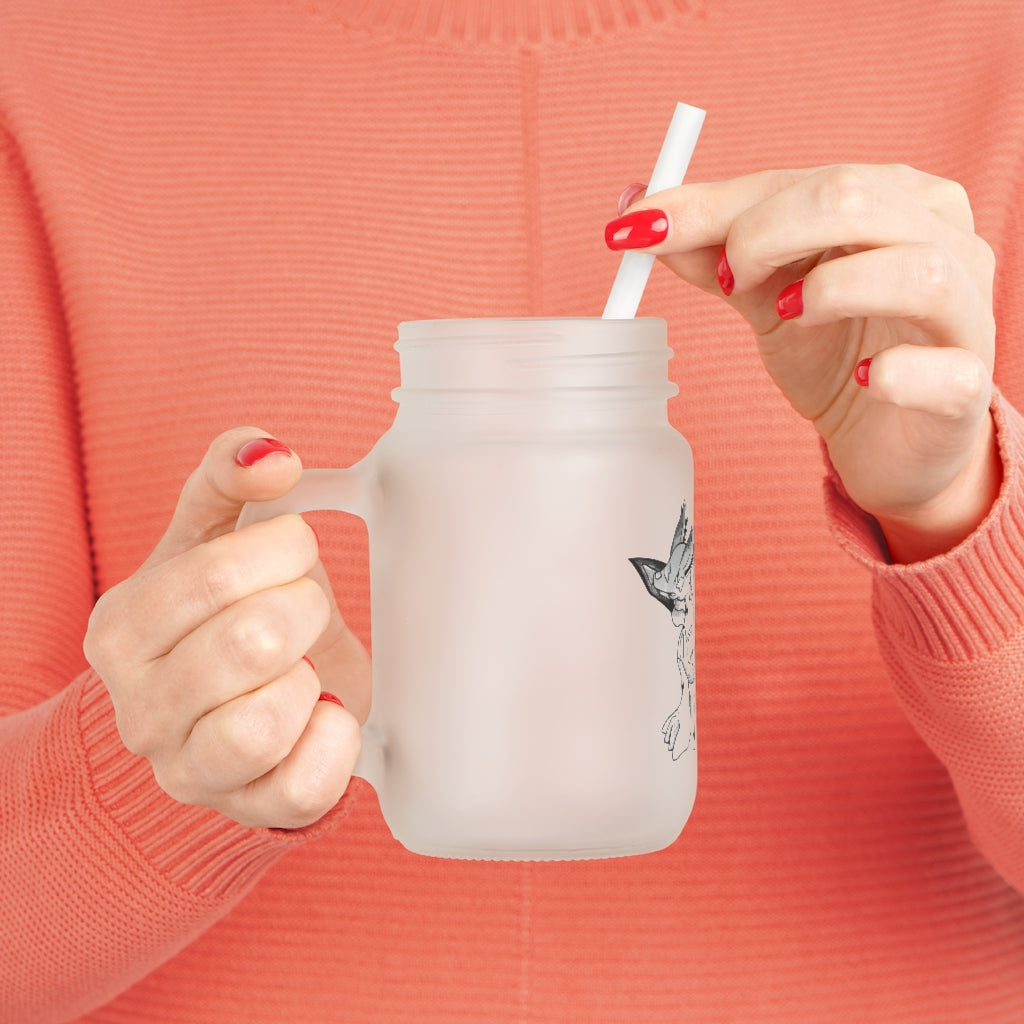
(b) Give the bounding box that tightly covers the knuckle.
[276,516,321,578]
[947,355,990,408]
[927,174,975,232]
[219,577,327,677]
[113,691,173,760]
[81,619,108,672]
[196,550,248,612]
[811,269,845,318]
[766,167,802,196]
[114,703,155,756]
[908,243,953,297]
[728,222,772,279]
[681,188,718,242]
[938,177,971,214]
[221,696,292,769]
[83,587,130,669]
[222,607,290,674]
[821,165,879,224]
[298,574,332,628]
[912,352,991,421]
[276,715,358,828]
[150,758,202,807]
[885,162,915,180]
[278,764,336,826]
[973,235,996,280]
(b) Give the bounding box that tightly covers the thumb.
[145,427,304,567]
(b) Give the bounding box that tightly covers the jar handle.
[235,466,373,526]
[236,464,385,792]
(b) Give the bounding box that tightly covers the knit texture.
[1,1,1023,1021]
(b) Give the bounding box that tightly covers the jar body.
[363,319,697,860]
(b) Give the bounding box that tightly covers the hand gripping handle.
[236,464,386,791]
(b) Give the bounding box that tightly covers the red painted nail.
[616,182,648,216]
[716,248,734,296]
[604,208,669,250]
[855,357,872,387]
[235,437,292,468]
[302,655,316,672]
[318,691,345,708]
[776,280,804,320]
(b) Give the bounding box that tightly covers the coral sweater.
[2,1,1023,1021]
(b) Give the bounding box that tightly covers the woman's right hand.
[83,428,370,829]
[608,165,998,563]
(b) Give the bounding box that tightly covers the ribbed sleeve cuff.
[824,391,1024,661]
[77,669,355,903]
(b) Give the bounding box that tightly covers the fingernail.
[302,655,316,672]
[235,437,293,468]
[604,208,669,250]
[855,357,872,387]
[616,182,648,216]
[716,247,734,296]
[318,691,345,708]
[776,280,804,320]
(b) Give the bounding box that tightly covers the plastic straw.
[602,102,706,319]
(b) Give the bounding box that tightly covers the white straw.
[602,102,706,319]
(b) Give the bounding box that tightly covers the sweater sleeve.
[825,392,1024,895]
[0,129,352,1023]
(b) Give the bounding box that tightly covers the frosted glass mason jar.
[239,318,696,860]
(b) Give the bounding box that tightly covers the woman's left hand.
[606,164,1000,562]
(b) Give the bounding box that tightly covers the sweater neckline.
[319,0,705,44]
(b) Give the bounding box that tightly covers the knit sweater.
[1,1,1023,1021]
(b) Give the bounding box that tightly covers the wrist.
[873,413,1002,563]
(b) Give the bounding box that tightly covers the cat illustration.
[629,503,695,759]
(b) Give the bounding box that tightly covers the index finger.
[117,513,320,662]
[626,163,975,257]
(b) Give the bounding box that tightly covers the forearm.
[0,669,347,1022]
